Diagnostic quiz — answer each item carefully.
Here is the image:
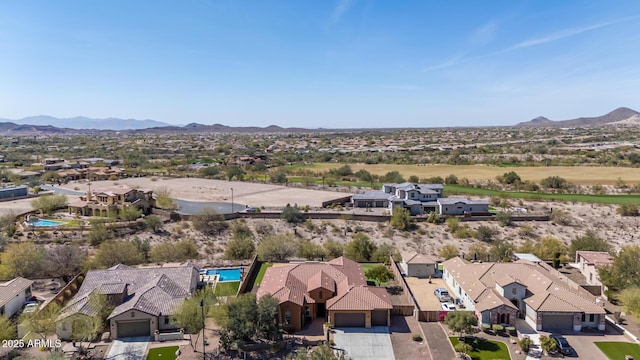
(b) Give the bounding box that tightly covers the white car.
[441,302,456,311]
[23,303,39,314]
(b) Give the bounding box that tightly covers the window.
[131,312,135,318]
[590,314,595,322]
[511,287,517,295]
[164,316,170,325]
[284,311,292,325]
[581,314,585,322]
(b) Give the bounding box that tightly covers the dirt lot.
[404,277,449,311]
[60,177,348,208]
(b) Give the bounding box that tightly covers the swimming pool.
[27,219,65,227]
[200,267,242,282]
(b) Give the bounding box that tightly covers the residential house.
[57,263,199,340]
[575,251,613,288]
[256,257,392,331]
[399,252,438,278]
[0,277,34,318]
[442,257,606,332]
[0,186,28,200]
[67,185,154,217]
[437,198,490,215]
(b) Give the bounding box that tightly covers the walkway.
[420,322,456,360]
[516,319,541,359]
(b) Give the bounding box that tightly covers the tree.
[224,236,256,260]
[390,207,413,230]
[0,211,17,237]
[22,302,60,341]
[270,170,288,184]
[380,171,405,183]
[344,233,377,262]
[467,243,488,261]
[569,230,611,260]
[439,245,459,260]
[87,223,115,246]
[354,169,372,182]
[173,288,217,350]
[119,206,142,221]
[200,166,220,178]
[219,293,278,348]
[475,225,497,242]
[45,244,87,283]
[231,220,254,240]
[500,171,522,185]
[541,176,568,189]
[534,236,567,261]
[144,215,163,233]
[444,311,478,339]
[257,234,298,261]
[31,194,67,214]
[371,243,401,263]
[408,175,420,183]
[150,239,198,262]
[323,240,344,259]
[0,316,16,341]
[256,294,279,340]
[330,165,353,177]
[155,187,178,210]
[495,211,513,227]
[617,204,640,216]
[365,265,394,285]
[445,174,459,185]
[600,245,640,290]
[281,204,305,224]
[539,335,557,354]
[91,240,145,268]
[620,287,640,319]
[71,293,114,343]
[226,166,245,181]
[298,240,326,260]
[0,242,45,279]
[549,209,572,225]
[489,241,514,262]
[191,208,228,236]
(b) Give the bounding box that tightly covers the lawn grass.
[360,263,389,286]
[146,346,179,360]
[253,263,273,287]
[449,337,510,360]
[445,184,640,205]
[214,281,240,297]
[595,341,640,359]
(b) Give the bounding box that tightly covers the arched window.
[285,311,292,325]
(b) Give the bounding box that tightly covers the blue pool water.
[200,268,241,282]
[28,219,65,227]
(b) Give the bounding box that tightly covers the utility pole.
[231,187,234,213]
[200,299,206,359]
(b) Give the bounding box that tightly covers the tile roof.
[475,288,518,312]
[0,277,33,307]
[437,198,490,205]
[60,263,197,319]
[401,251,438,264]
[257,257,387,312]
[576,251,613,266]
[443,257,605,315]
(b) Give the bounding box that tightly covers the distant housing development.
[352,182,489,215]
[443,257,606,331]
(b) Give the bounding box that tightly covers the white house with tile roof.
[442,257,606,332]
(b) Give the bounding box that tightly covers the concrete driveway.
[106,337,149,360]
[333,327,395,360]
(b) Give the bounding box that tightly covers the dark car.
[551,336,573,355]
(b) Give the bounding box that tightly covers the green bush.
[412,334,422,342]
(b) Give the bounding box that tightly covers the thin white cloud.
[331,0,354,23]
[421,16,638,73]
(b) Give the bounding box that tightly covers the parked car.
[434,288,452,302]
[441,302,456,311]
[551,335,573,355]
[23,303,39,314]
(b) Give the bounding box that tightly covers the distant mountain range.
[0,116,310,134]
[0,116,170,131]
[515,107,640,127]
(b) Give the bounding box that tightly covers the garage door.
[117,320,150,338]
[334,313,366,327]
[372,310,388,326]
[542,314,573,331]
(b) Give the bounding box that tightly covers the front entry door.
[317,303,326,318]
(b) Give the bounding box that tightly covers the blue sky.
[1,1,640,128]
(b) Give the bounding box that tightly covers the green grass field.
[214,281,240,296]
[253,263,273,287]
[449,337,510,360]
[360,263,390,286]
[595,342,640,359]
[146,346,179,360]
[445,184,640,205]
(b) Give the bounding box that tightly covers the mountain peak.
[515,107,640,127]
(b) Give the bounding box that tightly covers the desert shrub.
[541,175,568,189]
[281,204,304,224]
[475,225,497,242]
[495,211,513,227]
[192,208,228,236]
[439,245,459,260]
[412,334,422,342]
[549,209,571,225]
[617,204,640,216]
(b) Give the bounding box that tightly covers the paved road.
[333,327,395,360]
[420,322,456,360]
[42,185,246,215]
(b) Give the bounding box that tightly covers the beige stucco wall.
[109,310,157,338]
